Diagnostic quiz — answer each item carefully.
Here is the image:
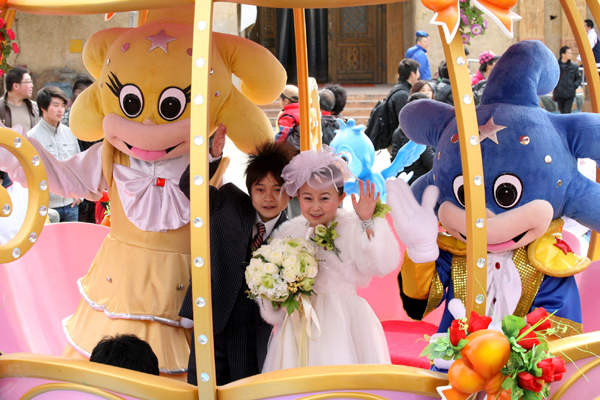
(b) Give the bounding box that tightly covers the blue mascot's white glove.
[386,178,439,263]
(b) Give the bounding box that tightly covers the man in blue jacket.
[405,31,431,80]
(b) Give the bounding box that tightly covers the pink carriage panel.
[0,378,141,400]
[561,229,581,257]
[548,356,600,398]
[264,390,436,400]
[0,222,109,356]
[578,260,600,333]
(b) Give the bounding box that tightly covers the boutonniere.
[311,218,342,261]
[372,199,391,219]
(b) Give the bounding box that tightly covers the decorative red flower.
[518,371,543,393]
[6,28,15,41]
[527,307,552,331]
[537,358,556,383]
[517,325,540,350]
[449,319,467,346]
[0,18,6,29]
[551,357,567,381]
[12,42,18,54]
[0,69,4,77]
[467,311,492,333]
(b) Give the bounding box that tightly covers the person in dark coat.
[389,58,421,125]
[319,88,339,145]
[391,92,435,184]
[554,46,582,114]
[434,61,454,106]
[179,139,295,386]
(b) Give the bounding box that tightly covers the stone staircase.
[259,90,389,128]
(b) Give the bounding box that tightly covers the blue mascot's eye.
[493,173,523,209]
[452,175,465,208]
[119,84,144,118]
[339,152,352,164]
[158,87,188,121]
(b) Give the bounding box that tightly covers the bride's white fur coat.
[258,208,401,326]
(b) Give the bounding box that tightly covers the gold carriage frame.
[0,0,600,399]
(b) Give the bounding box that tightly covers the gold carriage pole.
[190,0,217,399]
[567,0,600,261]
[439,28,488,315]
[293,8,312,152]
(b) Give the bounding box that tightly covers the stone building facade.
[7,2,595,89]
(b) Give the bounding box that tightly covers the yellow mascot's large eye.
[107,72,144,119]
[158,86,190,121]
[119,84,144,118]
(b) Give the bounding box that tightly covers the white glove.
[386,178,440,263]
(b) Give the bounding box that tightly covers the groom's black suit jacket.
[179,174,287,385]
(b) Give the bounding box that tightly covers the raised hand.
[386,178,440,263]
[351,179,380,221]
[210,123,227,158]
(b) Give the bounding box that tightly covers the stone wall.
[7,13,130,92]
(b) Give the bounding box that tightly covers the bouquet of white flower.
[245,237,319,315]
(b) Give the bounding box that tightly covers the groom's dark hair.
[245,141,297,194]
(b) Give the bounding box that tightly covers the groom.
[179,133,294,386]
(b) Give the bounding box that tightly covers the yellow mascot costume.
[37,5,285,379]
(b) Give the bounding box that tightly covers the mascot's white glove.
[386,178,440,263]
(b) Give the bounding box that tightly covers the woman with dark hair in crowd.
[409,80,434,99]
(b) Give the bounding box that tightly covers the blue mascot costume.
[387,41,600,344]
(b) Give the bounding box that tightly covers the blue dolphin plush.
[389,41,599,342]
[330,118,425,202]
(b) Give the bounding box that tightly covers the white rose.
[294,258,306,279]
[251,272,263,285]
[283,255,298,270]
[282,268,297,283]
[285,243,301,255]
[269,250,284,265]
[263,262,279,275]
[249,258,262,270]
[307,265,318,278]
[254,244,272,258]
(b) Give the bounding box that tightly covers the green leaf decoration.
[522,390,541,400]
[310,218,342,261]
[372,199,392,219]
[503,315,527,339]
[501,376,516,392]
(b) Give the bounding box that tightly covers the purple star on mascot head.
[146,29,177,54]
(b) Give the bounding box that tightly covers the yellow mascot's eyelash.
[106,72,124,98]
